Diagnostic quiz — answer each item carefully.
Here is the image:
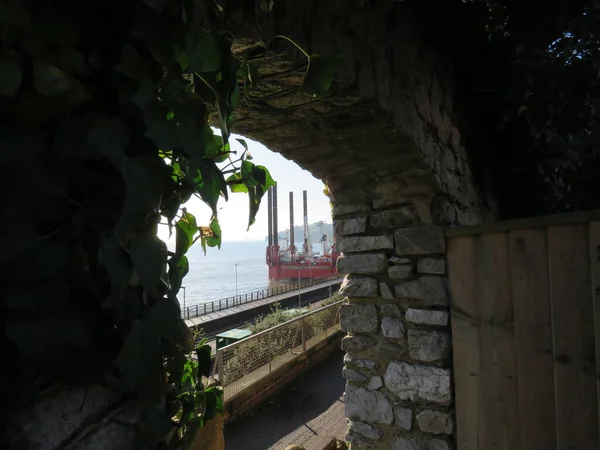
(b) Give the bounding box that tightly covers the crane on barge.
[265,185,338,281]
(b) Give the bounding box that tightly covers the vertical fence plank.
[509,229,556,450]
[448,235,480,450]
[588,222,600,440]
[476,233,520,450]
[548,225,599,449]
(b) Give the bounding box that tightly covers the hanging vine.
[0,0,341,447]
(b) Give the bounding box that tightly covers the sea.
[181,240,322,308]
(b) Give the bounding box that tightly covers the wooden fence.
[446,210,600,450]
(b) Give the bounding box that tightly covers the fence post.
[216,349,224,385]
[268,341,272,373]
[301,316,306,353]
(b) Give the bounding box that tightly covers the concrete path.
[224,351,347,450]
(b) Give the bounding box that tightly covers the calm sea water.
[181,240,321,308]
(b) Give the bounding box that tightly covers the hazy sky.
[157,133,332,244]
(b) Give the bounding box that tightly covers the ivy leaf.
[86,117,129,168]
[204,386,223,421]
[186,30,222,73]
[175,210,197,256]
[225,173,248,193]
[130,233,166,298]
[116,159,165,234]
[145,297,191,346]
[206,216,221,249]
[114,45,146,81]
[303,54,343,96]
[187,158,227,215]
[33,62,70,96]
[169,254,189,299]
[115,318,163,397]
[0,57,22,97]
[195,344,212,378]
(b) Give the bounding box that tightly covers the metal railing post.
[217,349,224,385]
[301,316,306,353]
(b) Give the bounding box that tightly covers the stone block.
[337,235,393,253]
[394,226,445,255]
[345,385,393,424]
[344,354,378,370]
[394,406,413,430]
[340,304,378,333]
[380,282,394,299]
[381,317,405,339]
[416,410,453,435]
[408,330,451,362]
[389,264,413,280]
[367,376,383,391]
[334,217,368,236]
[340,276,378,298]
[394,276,448,305]
[405,309,449,326]
[381,304,402,317]
[337,253,386,275]
[343,367,367,382]
[392,437,449,450]
[370,206,420,229]
[341,335,378,352]
[417,257,446,275]
[384,361,451,404]
[349,420,383,440]
[344,432,372,449]
[332,203,370,217]
[390,256,411,264]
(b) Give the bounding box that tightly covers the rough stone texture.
[390,257,412,264]
[408,330,451,362]
[394,406,413,430]
[392,437,450,450]
[380,282,394,299]
[334,217,368,236]
[341,336,378,353]
[367,376,383,391]
[345,385,393,425]
[417,257,446,275]
[384,362,451,404]
[345,432,373,449]
[337,235,393,253]
[370,206,421,229]
[381,304,402,318]
[395,226,446,256]
[405,309,449,326]
[349,420,383,440]
[332,204,371,218]
[337,254,386,275]
[389,264,413,280]
[395,276,448,305]
[344,354,379,370]
[343,367,368,382]
[340,276,378,298]
[340,304,378,333]
[381,317,405,339]
[416,410,453,435]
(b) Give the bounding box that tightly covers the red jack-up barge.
[266,185,338,281]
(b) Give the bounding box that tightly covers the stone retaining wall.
[336,203,456,450]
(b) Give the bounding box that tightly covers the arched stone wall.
[232,1,498,448]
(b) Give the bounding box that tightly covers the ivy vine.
[0,0,340,448]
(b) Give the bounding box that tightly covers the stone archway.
[230,1,497,448]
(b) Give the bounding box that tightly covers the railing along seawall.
[213,299,344,402]
[181,275,340,320]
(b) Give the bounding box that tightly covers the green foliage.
[1,0,341,446]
